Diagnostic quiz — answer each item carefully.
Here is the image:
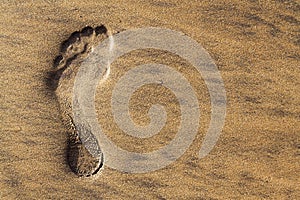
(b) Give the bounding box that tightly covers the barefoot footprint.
[50,25,109,177]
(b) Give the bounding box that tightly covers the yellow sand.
[0,0,299,199]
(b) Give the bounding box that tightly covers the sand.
[0,0,299,199]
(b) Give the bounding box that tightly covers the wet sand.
[0,0,299,199]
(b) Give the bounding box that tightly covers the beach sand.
[0,0,299,199]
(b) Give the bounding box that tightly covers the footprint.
[49,25,109,177]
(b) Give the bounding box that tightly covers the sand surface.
[0,0,299,199]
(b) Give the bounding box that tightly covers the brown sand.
[0,0,299,199]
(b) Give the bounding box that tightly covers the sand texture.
[0,0,299,199]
